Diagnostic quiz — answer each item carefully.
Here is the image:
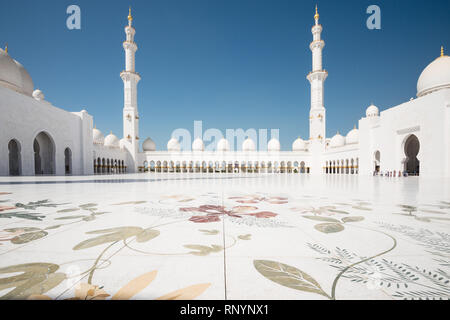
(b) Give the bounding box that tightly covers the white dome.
[192,138,204,151]
[142,137,156,152]
[217,138,230,151]
[167,138,181,152]
[93,127,104,145]
[0,48,33,96]
[104,132,119,148]
[242,138,256,151]
[267,138,280,151]
[330,132,346,148]
[366,104,379,117]
[346,127,359,144]
[292,137,306,151]
[417,54,450,97]
[32,89,44,101]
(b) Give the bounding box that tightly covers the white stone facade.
[1,9,449,177]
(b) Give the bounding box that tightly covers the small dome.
[192,138,204,151]
[330,132,345,148]
[417,53,450,97]
[242,138,256,151]
[268,138,280,151]
[366,104,379,117]
[346,127,359,144]
[292,137,306,151]
[217,138,230,151]
[104,132,120,148]
[0,48,34,96]
[142,137,156,152]
[167,137,180,152]
[93,127,104,145]
[32,89,44,101]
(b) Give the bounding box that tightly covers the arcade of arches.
[93,158,127,174]
[324,158,359,174]
[7,132,64,176]
[138,160,310,174]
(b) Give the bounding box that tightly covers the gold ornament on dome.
[128,7,133,22]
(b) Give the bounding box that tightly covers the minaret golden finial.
[314,5,319,20]
[441,46,444,57]
[128,7,133,22]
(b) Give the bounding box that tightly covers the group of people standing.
[373,170,409,177]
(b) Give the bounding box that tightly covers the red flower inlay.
[245,211,278,218]
[181,202,279,223]
[189,215,221,223]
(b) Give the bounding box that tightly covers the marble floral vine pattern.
[306,242,450,300]
[253,205,450,300]
[0,264,210,301]
[0,193,255,299]
[0,220,213,300]
[377,223,450,267]
[0,201,110,246]
[1,191,449,300]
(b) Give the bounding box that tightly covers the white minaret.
[121,8,141,172]
[307,5,327,145]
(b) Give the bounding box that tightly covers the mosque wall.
[377,89,449,177]
[0,86,93,176]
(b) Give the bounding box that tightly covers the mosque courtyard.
[0,173,449,300]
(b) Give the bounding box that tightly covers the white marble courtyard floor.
[0,173,449,300]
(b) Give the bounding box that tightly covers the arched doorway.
[374,151,380,173]
[8,139,21,176]
[404,135,420,176]
[34,132,55,175]
[64,148,72,175]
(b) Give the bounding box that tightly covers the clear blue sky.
[1,0,449,150]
